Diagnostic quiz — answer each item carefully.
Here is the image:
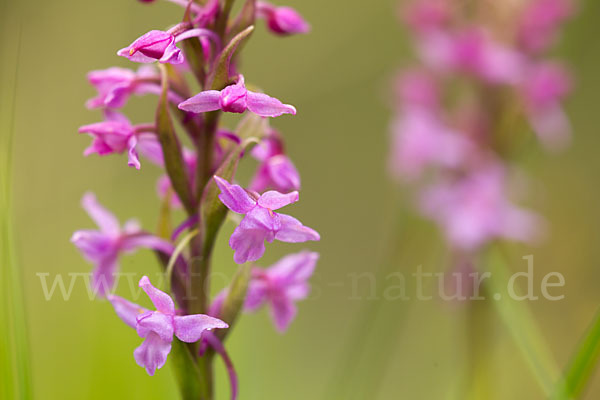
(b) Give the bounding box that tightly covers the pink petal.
[134,332,172,376]
[173,314,228,343]
[257,190,299,210]
[246,91,296,117]
[274,214,320,243]
[136,311,174,342]
[120,234,174,256]
[269,297,297,332]
[126,135,141,169]
[108,295,148,329]
[213,176,257,214]
[178,90,222,113]
[91,256,119,296]
[81,193,121,236]
[139,276,175,314]
[229,226,268,264]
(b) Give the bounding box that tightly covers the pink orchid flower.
[420,166,542,250]
[118,28,219,65]
[108,276,227,375]
[256,1,310,36]
[245,251,319,332]
[518,0,572,53]
[86,66,166,109]
[78,111,159,169]
[178,75,296,117]
[71,194,173,295]
[249,130,300,193]
[520,62,572,150]
[213,176,320,264]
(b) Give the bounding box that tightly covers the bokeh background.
[2,0,600,398]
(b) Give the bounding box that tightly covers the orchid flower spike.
[245,251,319,332]
[108,276,228,375]
[78,111,160,169]
[256,1,311,36]
[213,176,320,264]
[249,130,301,193]
[71,194,173,296]
[118,28,219,64]
[178,75,296,117]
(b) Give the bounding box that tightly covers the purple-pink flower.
[256,1,310,36]
[518,0,572,54]
[420,166,541,251]
[245,251,318,332]
[86,66,161,109]
[118,30,184,64]
[249,130,300,193]
[178,75,296,117]
[213,176,319,264]
[71,194,173,295]
[520,62,572,150]
[109,276,228,375]
[78,111,159,169]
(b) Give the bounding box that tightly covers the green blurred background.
[2,0,600,398]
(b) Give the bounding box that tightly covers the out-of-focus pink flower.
[71,194,173,295]
[178,75,296,117]
[520,62,572,150]
[420,166,541,250]
[78,111,159,169]
[85,66,182,109]
[389,110,471,180]
[245,251,318,332]
[256,1,310,35]
[108,276,227,375]
[404,0,449,33]
[213,176,319,264]
[518,0,571,53]
[418,29,525,85]
[249,130,300,193]
[395,70,440,111]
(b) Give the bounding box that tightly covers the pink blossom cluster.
[390,0,573,253]
[71,0,318,395]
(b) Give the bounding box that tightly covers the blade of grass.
[552,308,600,400]
[0,12,33,399]
[485,246,559,396]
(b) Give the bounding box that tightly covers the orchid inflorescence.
[71,0,319,397]
[390,0,572,256]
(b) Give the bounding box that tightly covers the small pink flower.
[86,66,179,109]
[249,130,300,193]
[108,276,228,375]
[178,75,296,117]
[71,194,173,295]
[256,1,310,35]
[118,30,184,64]
[520,62,572,150]
[245,251,319,332]
[213,176,320,264]
[420,166,541,250]
[403,0,449,34]
[518,0,572,53]
[78,111,159,169]
[390,110,471,180]
[418,29,525,85]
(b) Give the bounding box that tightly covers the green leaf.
[235,112,269,142]
[156,65,194,215]
[485,247,560,396]
[170,340,206,400]
[215,0,237,38]
[552,308,600,400]
[215,263,252,343]
[227,0,256,40]
[209,25,254,91]
[1,16,33,400]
